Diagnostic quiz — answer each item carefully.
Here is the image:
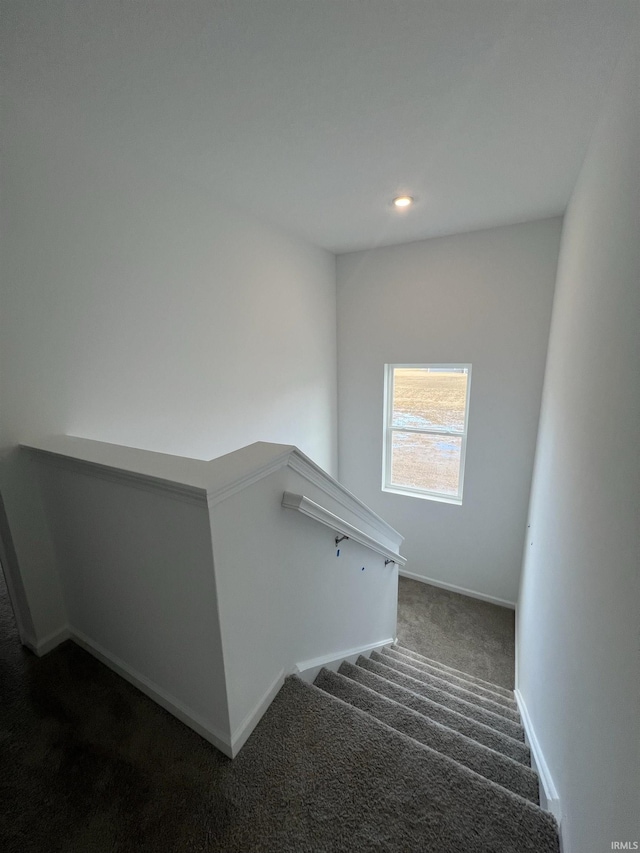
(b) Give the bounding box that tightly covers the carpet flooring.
[313,666,539,802]
[0,570,552,851]
[397,576,516,688]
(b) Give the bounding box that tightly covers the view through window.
[383,364,471,503]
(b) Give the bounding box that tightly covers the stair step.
[315,667,539,804]
[339,660,530,764]
[250,676,558,853]
[358,656,525,741]
[392,643,514,698]
[369,650,521,723]
[381,647,517,710]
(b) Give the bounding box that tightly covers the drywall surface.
[27,437,400,755]
[0,449,66,642]
[337,219,561,604]
[211,463,399,740]
[0,84,336,643]
[36,456,231,742]
[517,30,640,853]
[0,93,337,473]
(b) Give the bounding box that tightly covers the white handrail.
[282,492,407,567]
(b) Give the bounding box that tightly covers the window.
[382,364,471,504]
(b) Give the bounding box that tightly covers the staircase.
[266,643,559,852]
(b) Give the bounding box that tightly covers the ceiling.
[2,0,637,253]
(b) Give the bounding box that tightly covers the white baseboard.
[514,606,519,691]
[18,624,299,761]
[296,636,396,683]
[70,627,233,758]
[19,624,401,763]
[229,669,285,757]
[21,625,71,657]
[514,688,561,823]
[399,569,516,610]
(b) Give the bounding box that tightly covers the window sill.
[382,485,462,506]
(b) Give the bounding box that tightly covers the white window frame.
[382,363,472,505]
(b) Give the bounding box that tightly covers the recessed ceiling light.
[393,195,413,209]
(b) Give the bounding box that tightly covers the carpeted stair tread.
[314,668,539,803]
[392,643,514,698]
[359,656,525,741]
[230,675,558,853]
[339,660,531,765]
[369,650,521,723]
[380,647,517,710]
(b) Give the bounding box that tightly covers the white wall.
[0,85,337,638]
[337,219,561,605]
[38,457,231,743]
[517,29,640,853]
[0,450,67,644]
[26,437,400,756]
[212,459,399,747]
[0,92,337,473]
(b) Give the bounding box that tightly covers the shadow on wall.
[0,486,36,644]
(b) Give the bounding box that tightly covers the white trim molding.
[296,637,396,683]
[287,452,403,548]
[206,445,296,508]
[21,623,285,760]
[399,569,516,610]
[514,688,561,823]
[282,492,406,566]
[21,625,71,657]
[20,438,404,551]
[229,669,286,757]
[71,627,233,757]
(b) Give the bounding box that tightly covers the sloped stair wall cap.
[20,436,403,546]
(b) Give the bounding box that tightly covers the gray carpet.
[397,576,516,688]
[359,654,525,740]
[228,675,558,853]
[336,659,531,764]
[314,667,539,803]
[0,570,555,851]
[373,649,520,718]
[383,645,516,706]
[391,643,515,698]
